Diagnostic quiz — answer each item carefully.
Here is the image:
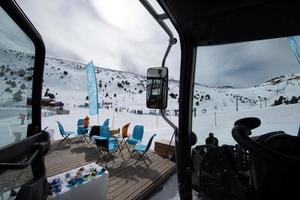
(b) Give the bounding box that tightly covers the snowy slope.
[1,48,299,113]
[42,56,180,112]
[193,73,300,114]
[0,48,34,105]
[42,56,300,114]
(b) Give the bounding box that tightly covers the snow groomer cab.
[0,0,300,200]
[145,0,300,200]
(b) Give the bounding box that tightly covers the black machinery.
[192,117,300,200]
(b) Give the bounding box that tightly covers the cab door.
[0,1,49,199]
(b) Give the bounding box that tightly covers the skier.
[18,113,26,125]
[59,102,64,111]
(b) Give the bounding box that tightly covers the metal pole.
[160,109,177,130]
[139,0,177,68]
[139,0,174,39]
[265,98,267,107]
[260,98,262,108]
[162,38,177,67]
[214,112,217,127]
[112,115,115,129]
[160,109,178,152]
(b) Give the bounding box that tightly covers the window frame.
[0,0,45,137]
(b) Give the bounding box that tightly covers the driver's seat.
[251,131,300,200]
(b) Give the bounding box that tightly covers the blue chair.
[125,125,144,154]
[77,119,89,143]
[132,134,157,167]
[93,126,124,163]
[103,119,109,127]
[89,125,101,138]
[57,121,75,145]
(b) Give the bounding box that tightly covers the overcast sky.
[15,0,181,79]
[0,7,34,53]
[15,0,300,88]
[196,37,300,88]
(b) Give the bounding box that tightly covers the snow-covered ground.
[149,174,180,200]
[42,103,300,150]
[193,103,300,145]
[42,107,177,151]
[41,103,299,200]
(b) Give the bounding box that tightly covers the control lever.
[0,149,39,169]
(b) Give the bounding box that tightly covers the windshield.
[192,36,300,145]
[0,7,35,148]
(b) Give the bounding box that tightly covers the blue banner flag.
[287,36,300,65]
[85,61,99,115]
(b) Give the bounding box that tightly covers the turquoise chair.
[132,134,157,167]
[77,119,89,143]
[57,121,75,145]
[93,126,124,162]
[103,119,109,127]
[125,125,144,154]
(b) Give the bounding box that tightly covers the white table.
[47,163,108,200]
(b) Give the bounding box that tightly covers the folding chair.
[56,121,75,145]
[89,125,100,142]
[103,118,109,127]
[125,125,144,154]
[93,126,125,163]
[76,119,89,143]
[132,134,157,167]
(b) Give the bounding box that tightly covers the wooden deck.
[45,138,176,199]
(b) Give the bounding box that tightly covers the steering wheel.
[231,117,300,166]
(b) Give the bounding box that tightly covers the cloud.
[0,8,35,53]
[14,0,300,87]
[196,36,300,87]
[15,0,181,78]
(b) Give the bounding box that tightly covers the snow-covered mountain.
[42,56,180,112]
[1,48,300,114]
[0,48,34,105]
[193,73,300,114]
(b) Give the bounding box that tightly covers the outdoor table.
[47,163,108,200]
[111,134,125,153]
[110,128,120,136]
